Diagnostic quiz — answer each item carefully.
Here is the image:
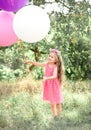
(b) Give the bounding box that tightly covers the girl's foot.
[53,115,58,120]
[54,115,63,121]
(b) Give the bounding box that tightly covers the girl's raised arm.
[25,60,46,67]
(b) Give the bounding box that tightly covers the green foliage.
[0,65,15,81]
[0,65,24,81]
[66,38,91,80]
[30,67,44,79]
[0,43,27,81]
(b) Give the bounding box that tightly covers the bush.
[0,65,15,81]
[65,38,91,80]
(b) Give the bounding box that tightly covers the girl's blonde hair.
[56,55,64,84]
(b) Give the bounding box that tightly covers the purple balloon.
[0,0,28,12]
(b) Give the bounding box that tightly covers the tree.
[0,0,91,81]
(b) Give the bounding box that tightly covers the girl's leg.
[50,104,57,116]
[56,103,62,115]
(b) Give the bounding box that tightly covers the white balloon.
[13,5,50,43]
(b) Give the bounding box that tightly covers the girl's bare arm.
[25,60,46,67]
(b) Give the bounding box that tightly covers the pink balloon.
[0,11,18,47]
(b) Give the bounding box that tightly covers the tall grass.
[0,76,91,130]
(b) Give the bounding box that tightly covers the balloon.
[0,11,18,47]
[0,0,28,12]
[13,5,50,43]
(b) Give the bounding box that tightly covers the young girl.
[25,49,64,117]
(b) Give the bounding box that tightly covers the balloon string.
[18,39,25,60]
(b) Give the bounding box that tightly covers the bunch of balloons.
[0,0,50,46]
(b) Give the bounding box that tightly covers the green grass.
[0,79,91,130]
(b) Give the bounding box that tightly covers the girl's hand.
[24,60,31,64]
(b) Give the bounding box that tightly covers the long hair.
[55,54,64,84]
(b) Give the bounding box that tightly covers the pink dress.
[43,63,64,104]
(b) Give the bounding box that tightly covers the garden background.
[0,0,91,130]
